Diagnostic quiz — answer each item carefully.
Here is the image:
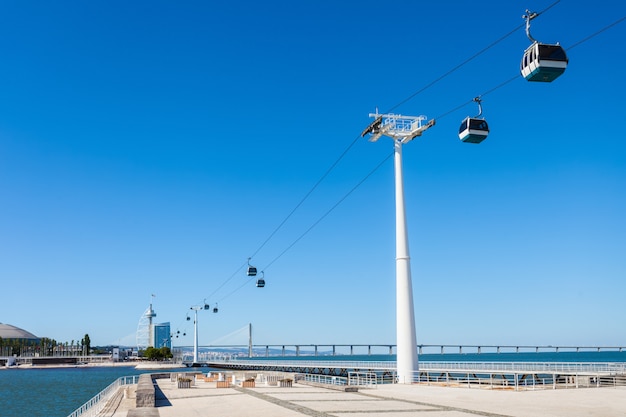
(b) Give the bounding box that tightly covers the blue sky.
[1,1,624,349]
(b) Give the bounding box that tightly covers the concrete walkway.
[108,377,626,417]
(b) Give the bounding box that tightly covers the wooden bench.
[242,380,255,388]
[177,379,192,388]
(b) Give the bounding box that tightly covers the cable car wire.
[260,151,394,273]
[243,2,563,269]
[386,25,522,114]
[218,273,256,302]
[434,75,518,120]
[204,260,247,301]
[252,12,626,280]
[211,152,395,304]
[213,151,394,306]
[247,133,363,262]
[195,8,553,303]
[195,3,624,306]
[566,15,626,51]
[437,14,626,121]
[387,0,562,114]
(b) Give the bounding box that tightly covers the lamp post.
[190,300,214,365]
[362,112,435,383]
[190,305,203,364]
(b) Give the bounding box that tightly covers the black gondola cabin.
[458,117,489,144]
[521,42,568,82]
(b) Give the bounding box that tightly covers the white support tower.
[190,305,203,364]
[362,112,435,383]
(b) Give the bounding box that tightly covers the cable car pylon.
[361,111,436,384]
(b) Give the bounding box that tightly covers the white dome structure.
[0,323,40,341]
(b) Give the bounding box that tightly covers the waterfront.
[1,350,626,416]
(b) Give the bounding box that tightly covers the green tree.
[81,334,91,355]
[40,338,56,356]
[143,346,172,361]
[158,346,173,360]
[143,346,158,360]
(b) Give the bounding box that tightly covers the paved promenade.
[108,377,626,417]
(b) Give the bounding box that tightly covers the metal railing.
[348,371,378,387]
[296,373,348,386]
[212,359,626,390]
[403,371,626,390]
[214,358,396,369]
[213,359,626,375]
[419,361,626,375]
[66,375,139,417]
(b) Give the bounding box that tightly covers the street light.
[362,112,436,384]
[189,305,203,364]
[190,300,217,365]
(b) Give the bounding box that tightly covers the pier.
[206,359,626,387]
[90,370,626,417]
[64,359,626,416]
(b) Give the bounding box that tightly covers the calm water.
[0,366,158,417]
[1,351,625,417]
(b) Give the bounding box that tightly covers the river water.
[0,366,168,417]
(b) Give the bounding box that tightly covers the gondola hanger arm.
[523,9,539,43]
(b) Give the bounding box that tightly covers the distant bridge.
[173,343,626,357]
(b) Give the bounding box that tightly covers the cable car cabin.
[256,278,265,288]
[458,117,489,144]
[247,266,257,276]
[521,42,568,82]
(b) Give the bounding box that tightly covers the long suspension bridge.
[175,343,626,358]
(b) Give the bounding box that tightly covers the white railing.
[215,359,396,369]
[213,359,626,375]
[67,375,139,417]
[212,359,626,390]
[419,361,626,375]
[348,371,378,387]
[402,371,626,390]
[296,373,348,386]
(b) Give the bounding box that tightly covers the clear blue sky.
[1,1,624,349]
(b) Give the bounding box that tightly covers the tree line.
[0,334,91,357]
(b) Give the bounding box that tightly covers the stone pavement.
[108,376,626,417]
